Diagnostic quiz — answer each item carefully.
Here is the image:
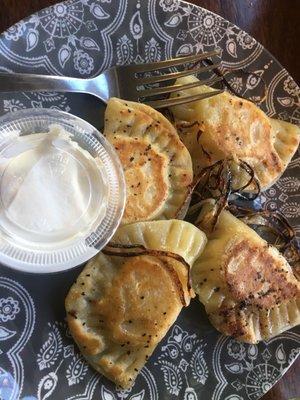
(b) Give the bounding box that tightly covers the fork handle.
[0,72,107,102]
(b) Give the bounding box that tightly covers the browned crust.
[223,239,299,309]
[175,92,299,189]
[66,314,105,356]
[209,308,253,342]
[111,137,168,222]
[206,97,281,173]
[208,238,300,342]
[65,250,192,387]
[104,98,193,223]
[103,243,192,299]
[92,255,185,346]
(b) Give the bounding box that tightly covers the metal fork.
[0,49,223,109]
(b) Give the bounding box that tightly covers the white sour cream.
[0,125,108,245]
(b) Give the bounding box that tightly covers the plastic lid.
[0,108,125,273]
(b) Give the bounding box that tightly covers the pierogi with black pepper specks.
[170,76,300,191]
[103,98,193,225]
[65,219,207,388]
[192,201,300,343]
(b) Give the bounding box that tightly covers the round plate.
[0,1,299,399]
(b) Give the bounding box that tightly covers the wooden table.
[0,1,299,399]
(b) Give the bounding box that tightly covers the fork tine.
[131,49,220,72]
[145,89,224,109]
[138,75,223,97]
[139,62,221,85]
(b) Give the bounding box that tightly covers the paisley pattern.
[0,278,35,400]
[66,354,88,386]
[155,325,208,397]
[212,332,300,400]
[37,323,63,371]
[0,1,299,399]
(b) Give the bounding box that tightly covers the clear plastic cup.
[0,108,126,273]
